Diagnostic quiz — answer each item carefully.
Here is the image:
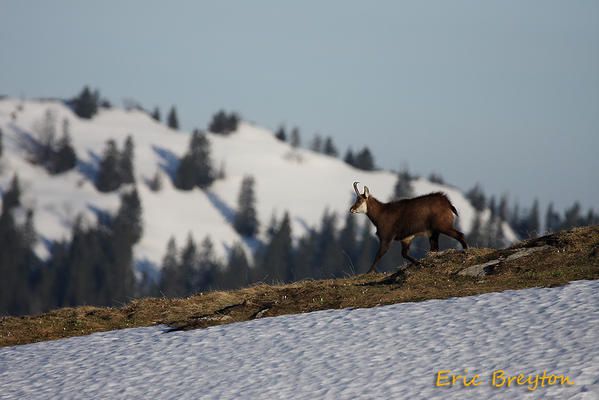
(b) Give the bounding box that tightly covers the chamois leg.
[401,239,420,265]
[429,231,440,252]
[367,239,391,273]
[441,228,468,250]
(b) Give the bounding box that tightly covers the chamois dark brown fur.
[350,182,467,273]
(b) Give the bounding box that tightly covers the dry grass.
[1,225,598,347]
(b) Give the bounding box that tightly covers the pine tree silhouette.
[119,136,135,184]
[310,134,323,152]
[290,127,301,148]
[234,176,259,237]
[344,148,355,166]
[260,212,293,283]
[392,169,414,200]
[167,106,179,130]
[51,128,77,174]
[220,242,250,289]
[209,110,240,135]
[275,126,287,142]
[323,137,338,157]
[151,107,161,122]
[2,174,21,213]
[527,199,540,238]
[72,86,99,119]
[95,140,121,192]
[175,130,215,190]
[354,147,375,170]
[159,237,183,297]
[466,184,486,212]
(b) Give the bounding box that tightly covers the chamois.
[350,182,467,273]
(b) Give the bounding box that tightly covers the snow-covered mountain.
[0,98,517,269]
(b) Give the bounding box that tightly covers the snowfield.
[0,99,516,269]
[1,280,597,399]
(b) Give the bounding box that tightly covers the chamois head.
[350,181,370,214]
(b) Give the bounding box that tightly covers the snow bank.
[1,280,597,399]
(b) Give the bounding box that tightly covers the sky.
[1,1,597,213]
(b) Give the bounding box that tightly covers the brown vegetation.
[1,225,597,347]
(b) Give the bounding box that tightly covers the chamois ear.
[364,186,370,198]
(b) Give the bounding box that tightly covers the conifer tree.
[189,131,214,188]
[260,212,293,283]
[339,213,358,266]
[488,196,497,219]
[151,107,161,122]
[545,203,561,233]
[38,109,56,165]
[466,184,486,212]
[428,172,444,184]
[95,140,121,192]
[112,188,143,245]
[51,120,77,174]
[148,169,163,192]
[344,148,355,167]
[510,203,519,227]
[107,188,142,303]
[527,199,540,238]
[275,126,287,142]
[293,233,317,280]
[499,195,509,221]
[393,169,414,200]
[466,212,483,247]
[316,211,345,278]
[234,176,259,237]
[265,213,278,241]
[220,242,250,289]
[174,156,195,190]
[64,217,104,306]
[479,218,498,248]
[2,174,21,213]
[175,130,215,190]
[167,106,179,130]
[159,237,183,297]
[73,86,98,119]
[563,202,582,229]
[119,135,135,184]
[179,234,199,295]
[354,147,375,170]
[310,134,323,152]
[209,110,240,135]
[196,236,220,291]
[585,209,599,226]
[323,137,338,157]
[0,202,34,315]
[22,209,36,249]
[493,218,506,248]
[290,127,301,148]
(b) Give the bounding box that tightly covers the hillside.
[0,98,516,270]
[1,225,597,347]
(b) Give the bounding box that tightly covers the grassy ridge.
[1,226,598,347]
